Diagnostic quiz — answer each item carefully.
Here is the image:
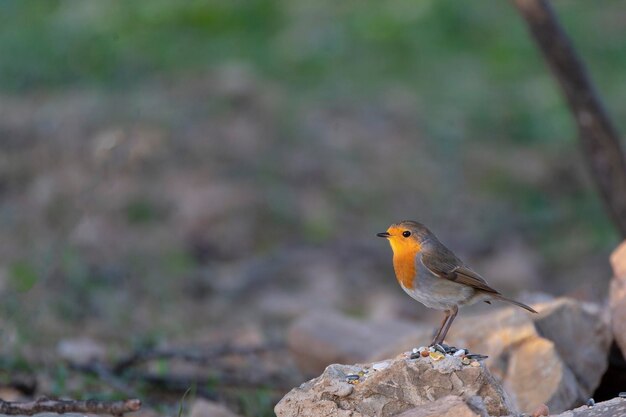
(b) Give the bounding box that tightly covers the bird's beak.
[376,232,391,238]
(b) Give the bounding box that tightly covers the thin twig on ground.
[0,398,141,416]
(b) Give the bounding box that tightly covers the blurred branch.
[124,369,295,392]
[0,398,141,416]
[112,342,284,374]
[513,0,626,237]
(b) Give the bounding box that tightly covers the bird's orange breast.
[392,248,419,289]
[384,226,423,290]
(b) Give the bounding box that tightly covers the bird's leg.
[430,310,451,347]
[435,305,458,345]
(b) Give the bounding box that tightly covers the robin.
[377,220,537,346]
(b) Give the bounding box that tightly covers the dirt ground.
[0,69,617,414]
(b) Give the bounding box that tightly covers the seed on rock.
[453,349,466,357]
[586,398,595,407]
[358,371,365,377]
[346,374,360,382]
[466,353,489,361]
[462,357,471,365]
[470,360,480,367]
[420,350,430,357]
[372,361,390,371]
[429,351,445,361]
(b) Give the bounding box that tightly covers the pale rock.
[394,395,480,417]
[287,311,428,375]
[275,353,514,417]
[505,337,580,414]
[57,337,107,366]
[189,398,243,417]
[531,403,550,417]
[549,397,626,417]
[532,298,609,394]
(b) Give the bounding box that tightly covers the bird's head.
[376,220,433,255]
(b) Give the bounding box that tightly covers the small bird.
[377,220,537,346]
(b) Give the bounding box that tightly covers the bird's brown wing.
[421,248,500,294]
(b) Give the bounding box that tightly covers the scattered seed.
[466,353,489,361]
[453,349,466,357]
[462,357,471,365]
[470,360,480,367]
[421,350,430,357]
[358,371,365,377]
[586,398,595,407]
[429,351,445,361]
[372,361,390,371]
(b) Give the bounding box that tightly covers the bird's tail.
[492,294,538,313]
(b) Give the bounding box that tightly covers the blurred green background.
[0,0,624,415]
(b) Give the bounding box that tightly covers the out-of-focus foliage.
[1,0,625,142]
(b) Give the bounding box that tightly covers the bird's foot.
[428,343,455,354]
[410,344,489,361]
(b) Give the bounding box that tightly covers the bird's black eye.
[402,231,411,238]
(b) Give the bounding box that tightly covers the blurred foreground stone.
[288,311,424,375]
[275,353,514,417]
[189,399,243,417]
[57,337,107,366]
[288,297,610,414]
[609,240,626,359]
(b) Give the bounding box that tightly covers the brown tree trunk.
[513,0,626,237]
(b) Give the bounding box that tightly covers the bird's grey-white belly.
[400,256,475,310]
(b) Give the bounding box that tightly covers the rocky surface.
[393,395,480,417]
[288,297,611,414]
[549,397,626,417]
[609,240,626,359]
[381,298,611,414]
[274,352,514,417]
